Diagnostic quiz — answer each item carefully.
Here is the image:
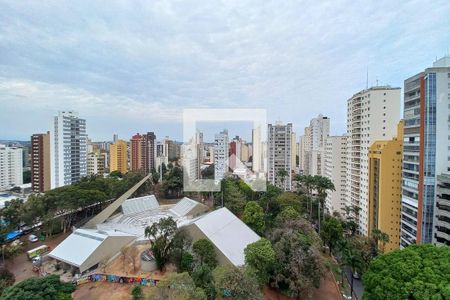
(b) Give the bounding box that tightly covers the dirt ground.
[263,271,341,300]
[4,231,71,283]
[72,281,155,300]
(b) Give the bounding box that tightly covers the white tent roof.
[169,197,200,217]
[48,228,135,272]
[193,207,260,266]
[122,195,159,215]
[48,229,106,267]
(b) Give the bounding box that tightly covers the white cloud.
[0,0,449,140]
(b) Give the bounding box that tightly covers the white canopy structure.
[122,195,159,215]
[169,197,208,218]
[48,228,136,273]
[185,207,260,266]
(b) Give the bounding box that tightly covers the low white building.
[48,228,136,273]
[0,145,23,190]
[185,207,260,266]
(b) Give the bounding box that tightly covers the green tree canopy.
[320,215,344,255]
[212,265,263,300]
[156,272,207,300]
[242,201,265,235]
[244,238,276,284]
[276,192,303,213]
[363,244,450,300]
[192,239,218,269]
[274,206,300,226]
[1,275,75,300]
[144,217,178,270]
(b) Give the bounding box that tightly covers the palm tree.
[371,229,390,254]
[313,176,335,234]
[340,240,363,299]
[296,175,316,218]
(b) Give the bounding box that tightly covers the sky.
[1,0,449,142]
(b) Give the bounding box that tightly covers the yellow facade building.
[368,121,403,252]
[110,140,128,174]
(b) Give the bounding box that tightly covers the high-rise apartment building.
[368,121,403,252]
[130,132,156,174]
[214,130,229,183]
[401,56,450,247]
[346,86,401,236]
[324,135,347,214]
[0,145,23,190]
[299,127,311,174]
[31,132,51,192]
[252,127,262,173]
[50,111,87,188]
[291,132,297,171]
[267,123,292,191]
[299,115,329,176]
[87,152,106,176]
[110,140,128,174]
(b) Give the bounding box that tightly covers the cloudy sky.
[1,0,449,141]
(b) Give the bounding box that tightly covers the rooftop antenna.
[376,77,379,86]
[366,67,369,89]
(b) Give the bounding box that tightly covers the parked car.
[28,234,38,243]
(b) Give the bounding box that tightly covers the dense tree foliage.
[156,272,207,300]
[144,217,178,270]
[219,178,247,216]
[244,238,275,284]
[1,275,74,300]
[212,265,263,300]
[192,239,218,269]
[131,284,144,300]
[274,206,300,225]
[242,201,265,235]
[320,215,344,255]
[0,268,14,296]
[363,245,450,300]
[0,172,150,236]
[269,219,325,299]
[276,192,303,213]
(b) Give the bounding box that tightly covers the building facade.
[87,152,106,176]
[401,56,450,247]
[346,86,401,236]
[368,121,403,252]
[31,132,51,192]
[214,130,229,183]
[434,174,450,246]
[130,132,156,174]
[267,123,292,191]
[110,140,128,174]
[299,115,329,176]
[0,145,23,190]
[324,135,347,214]
[50,111,87,188]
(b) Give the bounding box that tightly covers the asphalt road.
[343,267,363,300]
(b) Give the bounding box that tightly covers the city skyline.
[1,1,450,141]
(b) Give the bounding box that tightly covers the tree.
[0,268,14,295]
[363,245,450,300]
[171,229,193,273]
[121,245,140,273]
[144,217,178,270]
[320,215,344,255]
[131,284,144,300]
[1,275,75,300]
[156,272,207,300]
[274,206,300,226]
[276,192,303,213]
[192,239,217,269]
[313,175,335,234]
[192,264,216,300]
[269,219,325,299]
[371,229,390,254]
[244,238,276,284]
[242,201,265,235]
[277,169,289,190]
[212,265,263,300]
[220,178,247,216]
[109,170,123,178]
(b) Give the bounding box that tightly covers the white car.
[28,234,38,243]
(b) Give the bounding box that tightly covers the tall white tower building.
[0,145,23,190]
[214,130,229,183]
[267,123,292,191]
[51,111,87,188]
[346,86,401,235]
[324,135,347,214]
[252,127,262,174]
